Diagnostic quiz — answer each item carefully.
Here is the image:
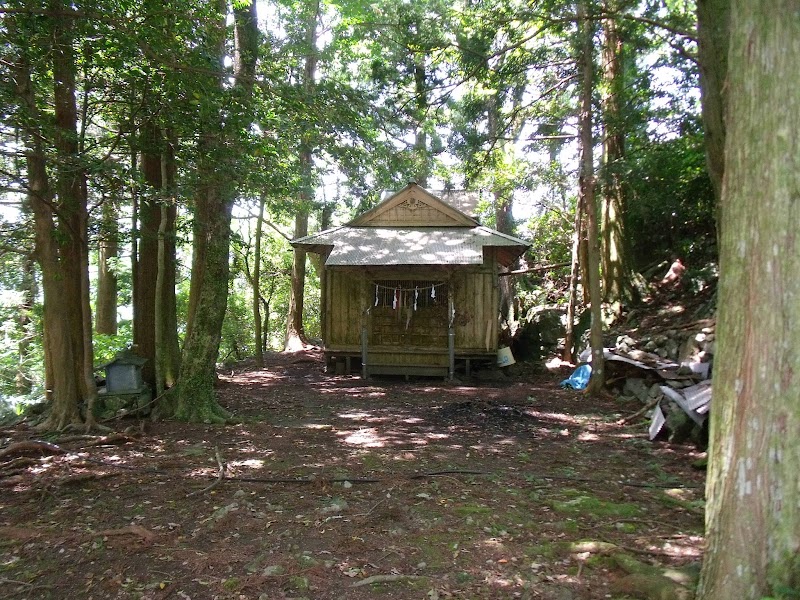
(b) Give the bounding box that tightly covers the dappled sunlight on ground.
[0,349,707,600]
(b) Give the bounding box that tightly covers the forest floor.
[0,348,707,600]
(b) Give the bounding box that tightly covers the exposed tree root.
[34,413,83,433]
[0,457,39,471]
[154,385,231,424]
[0,441,65,460]
[84,433,138,447]
[0,526,42,540]
[174,401,231,424]
[351,574,429,588]
[187,446,226,497]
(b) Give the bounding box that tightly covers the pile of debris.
[559,320,714,446]
[607,324,714,446]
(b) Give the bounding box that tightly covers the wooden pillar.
[361,323,368,379]
[448,293,455,379]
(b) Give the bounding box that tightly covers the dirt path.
[0,351,705,599]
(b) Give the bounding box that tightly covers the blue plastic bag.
[559,364,592,390]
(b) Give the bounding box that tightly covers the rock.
[246,550,271,573]
[320,499,348,514]
[610,574,693,600]
[539,587,574,600]
[289,575,310,590]
[262,565,284,577]
[624,378,651,404]
[298,552,319,567]
[678,338,698,363]
[675,364,695,377]
[616,335,636,353]
[648,384,663,399]
[664,338,680,360]
[210,502,239,521]
[664,403,695,444]
[515,307,565,360]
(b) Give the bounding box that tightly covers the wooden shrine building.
[291,183,530,377]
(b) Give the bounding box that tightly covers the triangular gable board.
[350,183,477,227]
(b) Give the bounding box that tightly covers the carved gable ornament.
[399,195,427,212]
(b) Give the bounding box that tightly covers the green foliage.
[220,290,252,363]
[0,301,43,399]
[93,321,134,367]
[626,130,716,268]
[761,586,800,600]
[524,200,575,270]
[0,250,42,405]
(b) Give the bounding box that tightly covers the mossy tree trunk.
[159,135,181,390]
[600,0,633,314]
[171,185,234,422]
[165,0,258,422]
[697,3,800,598]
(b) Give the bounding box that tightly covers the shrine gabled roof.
[348,183,478,228]
[291,225,529,267]
[291,183,529,267]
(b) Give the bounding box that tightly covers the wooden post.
[361,323,368,379]
[448,295,455,379]
[448,327,455,380]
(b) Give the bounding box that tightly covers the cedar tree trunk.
[697,3,800,598]
[285,0,320,351]
[600,1,632,313]
[96,197,119,335]
[578,0,605,394]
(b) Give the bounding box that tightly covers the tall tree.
[96,196,119,335]
[697,2,800,598]
[134,119,163,388]
[285,0,321,352]
[51,0,100,428]
[5,0,104,430]
[252,197,266,367]
[599,0,632,313]
[562,197,583,362]
[578,0,604,395]
[695,0,729,207]
[164,0,259,422]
